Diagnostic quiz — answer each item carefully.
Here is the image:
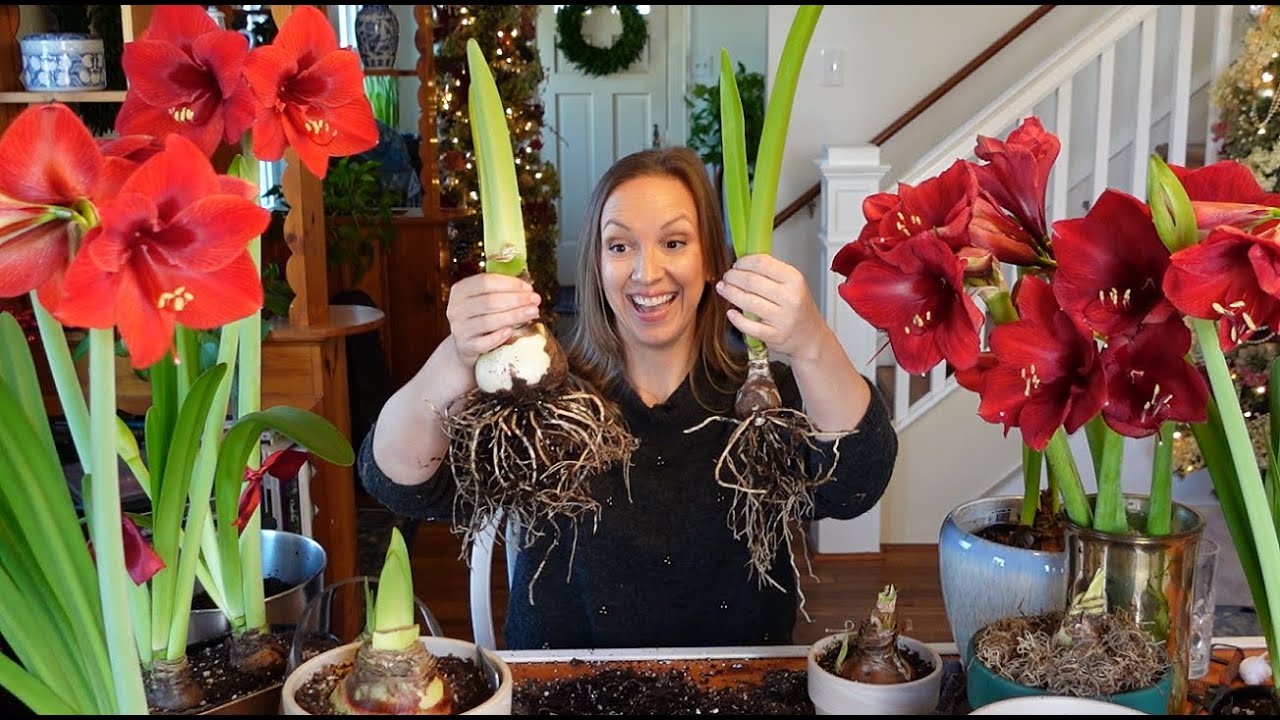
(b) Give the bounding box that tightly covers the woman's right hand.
[446,273,542,367]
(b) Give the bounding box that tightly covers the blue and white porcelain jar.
[354,4,399,69]
[20,33,106,92]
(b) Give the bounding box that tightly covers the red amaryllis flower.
[972,116,1059,242]
[98,135,166,165]
[115,4,255,157]
[969,192,1043,266]
[1099,319,1208,438]
[971,275,1106,450]
[88,515,165,585]
[1052,189,1177,340]
[235,446,311,531]
[1163,225,1280,351]
[243,5,378,178]
[53,135,269,368]
[1173,161,1280,235]
[837,234,985,375]
[0,104,130,303]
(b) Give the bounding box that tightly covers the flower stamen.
[167,105,197,124]
[157,286,195,312]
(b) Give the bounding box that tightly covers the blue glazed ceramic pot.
[19,33,106,91]
[354,4,399,69]
[938,496,1068,665]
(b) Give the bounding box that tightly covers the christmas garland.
[555,5,648,77]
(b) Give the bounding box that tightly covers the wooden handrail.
[773,5,1057,230]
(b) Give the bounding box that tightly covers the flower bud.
[1147,154,1198,252]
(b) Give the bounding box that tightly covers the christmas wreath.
[555,5,648,77]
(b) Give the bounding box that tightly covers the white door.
[538,5,685,287]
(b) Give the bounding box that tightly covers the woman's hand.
[716,254,828,362]
[446,273,542,367]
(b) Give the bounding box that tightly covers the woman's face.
[599,174,707,358]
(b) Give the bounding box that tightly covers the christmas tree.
[433,6,561,316]
[1211,5,1280,190]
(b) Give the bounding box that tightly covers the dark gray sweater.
[360,361,897,650]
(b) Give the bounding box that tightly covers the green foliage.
[686,62,765,177]
[322,158,396,285]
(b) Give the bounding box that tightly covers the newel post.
[812,145,889,554]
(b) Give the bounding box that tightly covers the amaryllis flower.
[837,234,985,375]
[969,192,1043,266]
[52,135,269,368]
[1170,161,1280,236]
[0,104,131,304]
[1163,225,1280,351]
[1099,319,1208,438]
[866,160,977,252]
[235,446,311,531]
[1052,189,1177,340]
[243,5,379,178]
[972,116,1059,243]
[971,275,1106,450]
[115,4,255,157]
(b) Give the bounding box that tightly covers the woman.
[362,146,897,649]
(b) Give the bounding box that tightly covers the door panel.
[539,5,673,286]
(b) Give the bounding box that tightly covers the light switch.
[818,48,844,87]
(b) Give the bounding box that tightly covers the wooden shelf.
[0,90,127,103]
[266,304,386,343]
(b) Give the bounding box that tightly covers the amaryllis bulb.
[474,322,567,396]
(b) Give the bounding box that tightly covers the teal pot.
[188,529,327,643]
[938,496,1067,665]
[1064,495,1204,714]
[966,648,1174,715]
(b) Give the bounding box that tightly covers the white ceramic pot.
[969,695,1147,715]
[281,636,513,715]
[807,633,943,715]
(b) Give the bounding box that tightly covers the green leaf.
[466,37,527,277]
[0,313,56,461]
[719,50,750,261]
[372,527,418,651]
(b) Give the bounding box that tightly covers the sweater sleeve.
[357,419,458,521]
[772,362,898,521]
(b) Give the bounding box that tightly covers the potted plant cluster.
[831,116,1280,711]
[0,4,380,714]
[281,527,512,715]
[806,585,942,715]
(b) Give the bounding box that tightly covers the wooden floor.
[403,519,951,649]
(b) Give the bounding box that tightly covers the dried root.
[440,373,638,596]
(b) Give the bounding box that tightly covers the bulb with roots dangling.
[441,315,637,600]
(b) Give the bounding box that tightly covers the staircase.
[813,5,1246,550]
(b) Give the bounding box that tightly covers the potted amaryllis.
[0,4,376,714]
[831,115,1280,711]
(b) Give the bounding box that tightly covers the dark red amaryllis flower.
[972,116,1059,243]
[868,160,977,252]
[0,104,132,304]
[52,135,269,369]
[115,4,255,158]
[243,5,378,178]
[838,234,985,375]
[1099,319,1208,438]
[1163,225,1280,351]
[969,191,1043,266]
[1051,189,1177,340]
[971,275,1106,450]
[87,515,165,585]
[1172,161,1280,235]
[235,446,311,531]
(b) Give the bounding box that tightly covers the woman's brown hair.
[566,146,744,406]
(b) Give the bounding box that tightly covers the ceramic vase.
[354,4,399,69]
[937,495,1068,665]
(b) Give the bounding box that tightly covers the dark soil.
[295,654,493,714]
[1210,685,1280,715]
[150,627,292,714]
[814,638,935,681]
[973,494,1066,552]
[191,576,296,610]
[512,661,812,714]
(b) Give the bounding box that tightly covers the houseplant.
[806,585,942,715]
[281,527,512,715]
[831,116,1280,709]
[0,4,376,713]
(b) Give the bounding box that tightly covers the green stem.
[1045,428,1092,527]
[30,293,90,466]
[238,230,267,633]
[88,329,148,712]
[1146,422,1174,536]
[1084,413,1108,479]
[1092,427,1127,533]
[1192,318,1280,679]
[1021,445,1042,526]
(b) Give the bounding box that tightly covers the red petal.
[143,4,219,48]
[151,195,269,271]
[190,27,250,99]
[114,263,178,368]
[234,479,262,531]
[0,104,102,205]
[122,515,165,585]
[121,40,204,108]
[0,218,69,297]
[156,252,263,330]
[120,135,223,211]
[53,230,118,329]
[262,447,312,481]
[274,5,341,68]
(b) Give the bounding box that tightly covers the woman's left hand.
[717,254,828,362]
